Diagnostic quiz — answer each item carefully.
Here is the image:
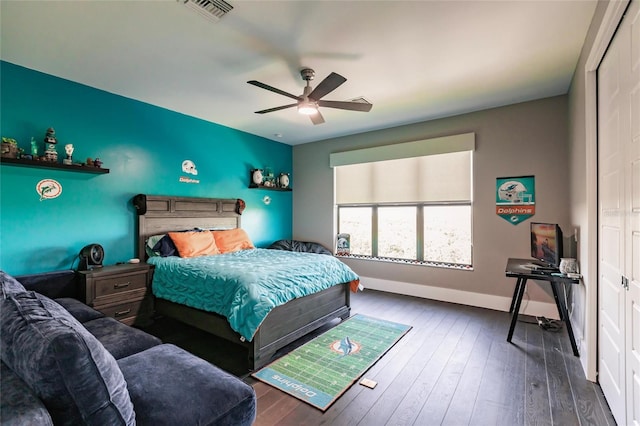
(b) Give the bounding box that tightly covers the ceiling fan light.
[298,101,318,115]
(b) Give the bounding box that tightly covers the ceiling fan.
[247,68,373,125]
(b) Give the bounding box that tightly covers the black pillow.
[267,239,332,255]
[152,235,178,257]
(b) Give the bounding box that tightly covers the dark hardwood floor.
[143,289,615,426]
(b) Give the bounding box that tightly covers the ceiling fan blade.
[310,110,325,125]
[308,72,346,101]
[318,100,373,112]
[255,103,298,114]
[247,80,300,101]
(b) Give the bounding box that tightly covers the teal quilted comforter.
[148,249,359,341]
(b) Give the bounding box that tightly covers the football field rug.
[251,314,412,411]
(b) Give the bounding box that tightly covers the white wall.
[293,96,571,315]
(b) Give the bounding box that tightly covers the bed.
[133,194,356,370]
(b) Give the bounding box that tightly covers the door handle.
[622,276,629,290]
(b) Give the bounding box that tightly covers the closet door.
[598,13,627,422]
[625,2,639,424]
[598,1,640,425]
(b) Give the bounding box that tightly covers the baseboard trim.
[359,276,560,320]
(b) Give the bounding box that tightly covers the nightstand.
[78,263,154,326]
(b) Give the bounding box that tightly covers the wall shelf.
[248,184,291,191]
[0,157,109,174]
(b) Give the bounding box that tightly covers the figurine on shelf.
[30,137,38,157]
[93,158,103,168]
[1,137,19,159]
[43,127,58,163]
[251,169,263,187]
[278,172,290,189]
[63,144,74,165]
[263,166,276,187]
[43,128,56,144]
[86,158,94,166]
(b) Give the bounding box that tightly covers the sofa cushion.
[0,291,136,426]
[118,344,256,426]
[0,361,53,426]
[54,297,105,323]
[1,271,26,297]
[83,316,161,359]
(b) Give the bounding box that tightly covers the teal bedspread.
[148,249,359,341]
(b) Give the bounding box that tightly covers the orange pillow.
[168,230,220,258]
[213,229,255,254]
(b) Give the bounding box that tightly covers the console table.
[505,258,580,356]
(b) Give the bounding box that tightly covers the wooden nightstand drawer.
[94,271,147,299]
[94,287,148,307]
[97,298,153,325]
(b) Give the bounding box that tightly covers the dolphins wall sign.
[179,159,200,184]
[496,175,535,225]
[36,179,62,201]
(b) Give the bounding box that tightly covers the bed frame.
[133,194,351,370]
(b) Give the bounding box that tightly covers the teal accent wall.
[0,61,292,275]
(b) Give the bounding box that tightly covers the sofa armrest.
[15,270,79,299]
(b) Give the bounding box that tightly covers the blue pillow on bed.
[152,235,178,257]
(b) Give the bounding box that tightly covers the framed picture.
[336,233,350,255]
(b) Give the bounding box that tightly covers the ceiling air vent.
[180,0,233,22]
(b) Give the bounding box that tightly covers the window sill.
[336,253,473,271]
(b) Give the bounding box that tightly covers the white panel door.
[598,2,640,425]
[625,2,640,425]
[598,18,627,422]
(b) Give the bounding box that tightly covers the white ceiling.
[0,0,597,146]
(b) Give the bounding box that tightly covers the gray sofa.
[0,270,256,426]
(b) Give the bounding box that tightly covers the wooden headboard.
[133,194,242,259]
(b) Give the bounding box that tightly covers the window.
[378,206,416,260]
[332,133,474,268]
[424,205,471,264]
[338,206,372,256]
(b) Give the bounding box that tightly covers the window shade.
[334,133,474,204]
[335,151,472,204]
